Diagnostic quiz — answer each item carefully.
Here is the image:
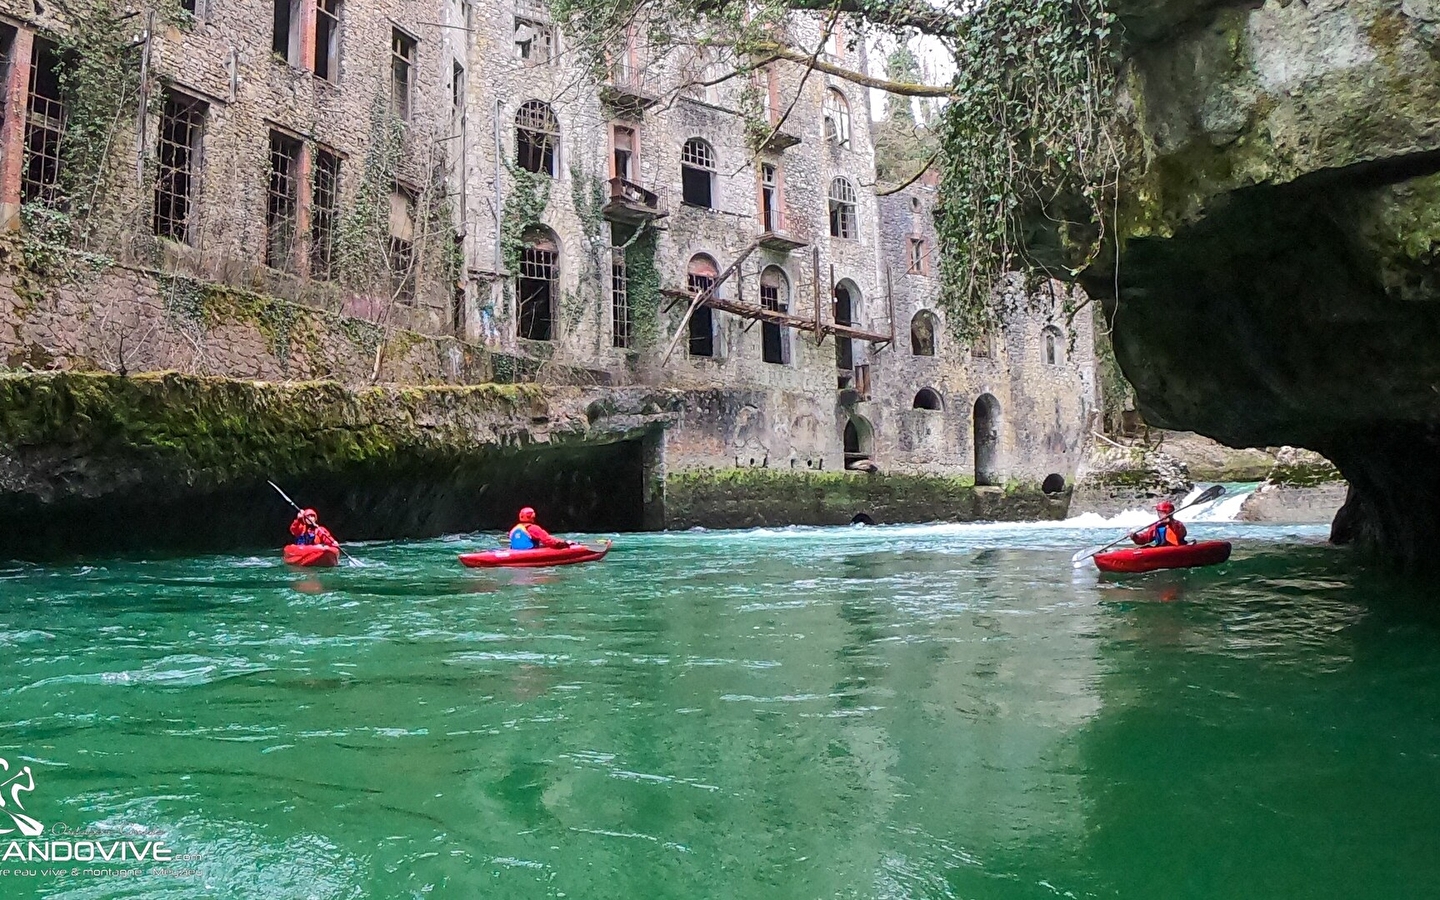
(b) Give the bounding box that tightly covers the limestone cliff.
[1083,0,1440,566]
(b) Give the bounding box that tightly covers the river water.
[2,504,1438,899]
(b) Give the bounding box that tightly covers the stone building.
[0,0,1097,534]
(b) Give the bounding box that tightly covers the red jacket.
[290,520,337,546]
[510,523,569,549]
[1133,518,1186,546]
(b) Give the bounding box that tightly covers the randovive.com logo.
[0,758,43,838]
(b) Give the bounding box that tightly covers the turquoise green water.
[2,521,1439,899]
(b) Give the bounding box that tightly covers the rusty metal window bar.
[315,0,341,82]
[391,29,416,120]
[515,100,558,175]
[828,177,857,239]
[611,247,630,349]
[22,40,65,206]
[153,91,207,244]
[265,131,301,271]
[310,147,340,279]
[518,241,557,341]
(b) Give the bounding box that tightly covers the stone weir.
[1076,0,1440,568]
[0,372,676,558]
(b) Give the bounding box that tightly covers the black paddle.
[1071,484,1226,569]
[268,480,358,566]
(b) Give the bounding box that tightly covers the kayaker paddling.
[508,507,571,550]
[290,508,338,548]
[1130,500,1188,547]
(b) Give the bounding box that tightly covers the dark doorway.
[761,267,789,365]
[517,237,556,341]
[833,284,854,372]
[974,393,1001,486]
[843,417,872,470]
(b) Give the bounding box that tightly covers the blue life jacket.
[508,524,535,550]
[293,532,315,546]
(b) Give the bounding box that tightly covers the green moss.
[1268,462,1344,488]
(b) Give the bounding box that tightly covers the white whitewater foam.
[1061,483,1257,530]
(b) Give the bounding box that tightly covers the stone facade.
[0,0,1099,531]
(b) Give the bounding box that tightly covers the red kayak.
[283,544,341,567]
[1094,540,1232,574]
[459,541,611,569]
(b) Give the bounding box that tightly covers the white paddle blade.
[1072,546,1104,567]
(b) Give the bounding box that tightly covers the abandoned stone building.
[0,0,1097,531]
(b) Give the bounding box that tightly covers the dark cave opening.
[0,439,649,561]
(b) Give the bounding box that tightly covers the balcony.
[602,177,668,225]
[600,67,660,115]
[757,127,801,153]
[758,228,806,253]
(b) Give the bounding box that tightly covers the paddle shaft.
[268,481,357,565]
[1077,485,1226,563]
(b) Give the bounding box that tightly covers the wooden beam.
[661,238,763,363]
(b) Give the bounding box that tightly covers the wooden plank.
[661,238,763,363]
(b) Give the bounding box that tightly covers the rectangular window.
[680,166,711,208]
[22,40,65,206]
[514,19,554,65]
[310,147,340,279]
[273,0,301,64]
[153,91,207,244]
[612,125,635,182]
[389,186,416,303]
[908,238,926,274]
[518,244,556,341]
[760,163,780,232]
[611,247,630,349]
[451,60,465,115]
[687,272,714,357]
[391,29,416,120]
[265,131,302,271]
[760,284,788,365]
[181,0,197,12]
[314,0,341,82]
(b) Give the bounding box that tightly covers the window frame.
[680,137,716,209]
[828,177,857,240]
[152,89,208,245]
[391,28,417,121]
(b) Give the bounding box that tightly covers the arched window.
[833,279,860,373]
[517,227,558,341]
[910,310,937,357]
[515,100,558,175]
[844,415,873,470]
[681,138,716,209]
[760,266,790,365]
[686,254,718,357]
[828,177,856,239]
[823,88,851,147]
[1042,325,1064,366]
[913,388,942,411]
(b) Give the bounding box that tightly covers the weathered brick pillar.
[297,0,318,72]
[294,141,313,275]
[0,29,34,230]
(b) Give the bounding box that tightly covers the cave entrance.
[844,416,873,470]
[0,439,653,560]
[973,393,1001,486]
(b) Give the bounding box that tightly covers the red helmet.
[297,508,318,523]
[518,507,536,523]
[1156,500,1175,515]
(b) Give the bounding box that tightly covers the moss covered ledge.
[663,468,1069,529]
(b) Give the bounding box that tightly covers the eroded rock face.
[1088,0,1440,566]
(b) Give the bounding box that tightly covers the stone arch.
[843,415,873,470]
[1042,325,1064,366]
[973,393,1002,486]
[910,309,937,356]
[913,388,943,411]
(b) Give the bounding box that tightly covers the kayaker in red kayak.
[508,507,571,550]
[290,508,337,547]
[1131,500,1187,547]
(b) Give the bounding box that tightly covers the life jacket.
[509,524,536,550]
[1154,523,1183,546]
[293,530,315,546]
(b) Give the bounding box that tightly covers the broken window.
[612,125,635,182]
[828,177,857,239]
[908,237,926,274]
[273,0,301,64]
[389,186,417,303]
[517,230,557,341]
[181,0,197,12]
[310,147,340,279]
[514,18,554,65]
[611,246,630,349]
[452,60,465,116]
[686,255,718,358]
[314,0,341,82]
[391,29,416,120]
[22,40,64,206]
[833,283,854,372]
[152,90,207,244]
[910,310,937,357]
[760,163,780,232]
[823,88,850,147]
[760,266,789,365]
[515,100,558,176]
[680,138,714,209]
[1043,325,1064,366]
[265,131,302,271]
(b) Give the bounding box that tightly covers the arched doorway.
[973,394,1001,486]
[833,281,857,373]
[843,416,873,470]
